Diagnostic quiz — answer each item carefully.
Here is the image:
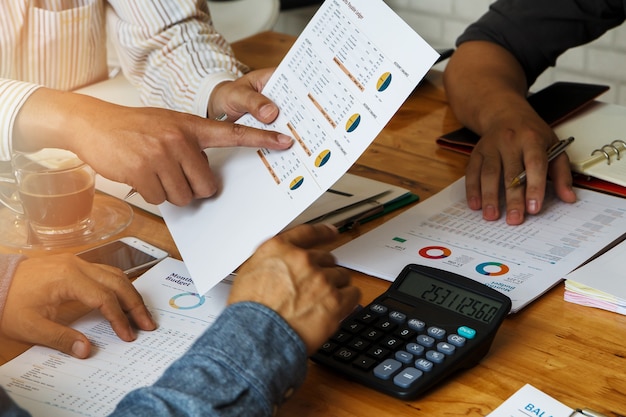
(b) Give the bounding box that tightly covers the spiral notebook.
[553,101,626,189]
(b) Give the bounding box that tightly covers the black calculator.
[311,264,512,400]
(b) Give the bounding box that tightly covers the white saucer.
[0,194,133,251]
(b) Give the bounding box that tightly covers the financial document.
[159,0,438,295]
[0,258,229,416]
[333,178,626,312]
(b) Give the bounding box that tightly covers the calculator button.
[367,346,390,359]
[343,320,365,334]
[375,319,397,332]
[347,338,369,351]
[373,358,402,380]
[436,342,456,356]
[394,326,416,340]
[333,347,357,362]
[416,334,435,348]
[393,367,423,388]
[394,350,414,364]
[405,342,425,356]
[331,331,351,343]
[362,328,384,342]
[388,311,406,323]
[457,326,476,339]
[352,355,378,371]
[380,336,402,349]
[414,358,434,372]
[426,350,445,364]
[407,318,426,332]
[318,341,338,354]
[369,304,388,315]
[447,334,466,347]
[356,311,378,324]
[427,326,446,340]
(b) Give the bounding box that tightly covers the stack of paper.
[564,239,626,315]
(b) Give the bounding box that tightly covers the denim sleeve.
[456,0,626,86]
[110,302,308,417]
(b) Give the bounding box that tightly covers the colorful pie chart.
[377,72,392,92]
[290,176,304,190]
[345,113,361,133]
[418,246,452,259]
[315,149,331,167]
[475,262,510,276]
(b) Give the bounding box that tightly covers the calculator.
[311,264,512,400]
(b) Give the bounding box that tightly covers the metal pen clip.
[570,408,611,417]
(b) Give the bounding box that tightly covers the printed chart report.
[0,258,230,416]
[333,178,626,312]
[159,0,439,296]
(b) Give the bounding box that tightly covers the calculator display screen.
[396,271,503,324]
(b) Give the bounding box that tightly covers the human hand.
[1,253,156,359]
[208,68,280,123]
[13,88,294,207]
[465,106,576,225]
[228,224,361,355]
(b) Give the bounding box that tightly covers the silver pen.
[569,408,612,417]
[508,136,575,188]
[124,112,228,200]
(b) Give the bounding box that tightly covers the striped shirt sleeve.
[106,0,248,116]
[0,79,41,160]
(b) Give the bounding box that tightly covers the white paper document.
[0,258,230,416]
[333,178,626,312]
[158,0,438,295]
[486,384,574,417]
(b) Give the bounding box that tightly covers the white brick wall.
[273,1,626,106]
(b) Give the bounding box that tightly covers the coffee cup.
[0,149,96,243]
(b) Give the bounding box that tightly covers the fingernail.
[527,199,539,214]
[507,209,522,224]
[484,204,497,220]
[259,104,278,120]
[72,340,89,359]
[277,134,294,145]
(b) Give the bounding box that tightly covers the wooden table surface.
[1,31,625,416]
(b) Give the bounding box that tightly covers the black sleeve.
[456,0,626,86]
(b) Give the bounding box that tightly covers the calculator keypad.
[316,303,476,390]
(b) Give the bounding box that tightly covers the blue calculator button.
[389,311,406,323]
[427,326,446,340]
[407,318,426,332]
[416,334,435,348]
[447,334,466,347]
[394,350,414,364]
[425,350,445,364]
[437,342,456,356]
[373,358,402,380]
[405,342,424,356]
[414,358,433,372]
[393,367,423,388]
[457,326,476,339]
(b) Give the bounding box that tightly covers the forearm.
[11,87,110,156]
[443,41,532,135]
[111,302,308,417]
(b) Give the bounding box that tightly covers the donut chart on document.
[475,262,510,276]
[290,176,305,190]
[345,113,361,132]
[315,149,331,167]
[418,246,452,259]
[377,72,392,92]
[169,292,206,310]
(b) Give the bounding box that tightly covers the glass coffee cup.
[0,149,96,243]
